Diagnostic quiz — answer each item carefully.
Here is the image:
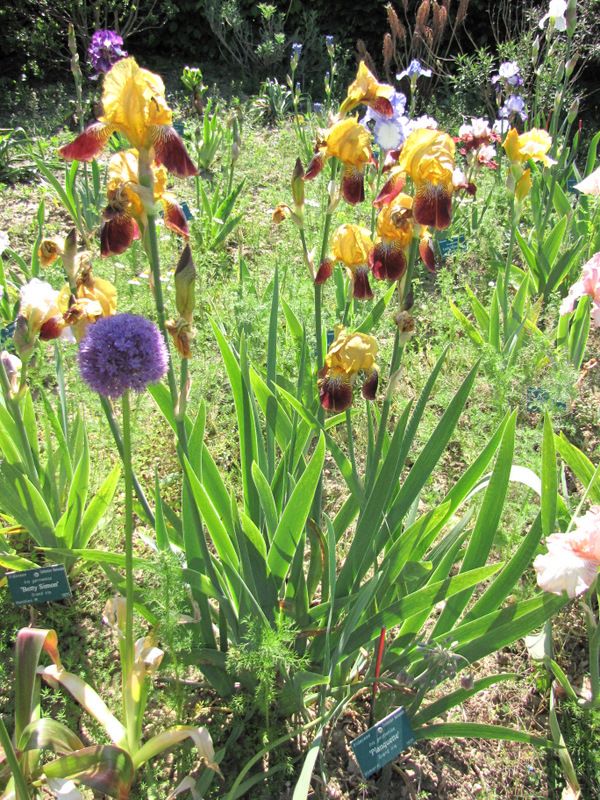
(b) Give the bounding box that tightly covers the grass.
[0,72,599,798]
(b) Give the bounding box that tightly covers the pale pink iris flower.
[575,166,600,196]
[560,253,600,328]
[534,506,600,598]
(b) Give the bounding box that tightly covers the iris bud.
[174,244,196,323]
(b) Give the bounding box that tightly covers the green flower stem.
[177,357,189,422]
[312,159,340,523]
[0,717,30,800]
[587,601,600,709]
[141,174,223,653]
[502,194,517,329]
[121,389,137,752]
[0,359,39,483]
[298,228,313,280]
[99,395,155,525]
[368,239,417,492]
[54,342,68,437]
[345,409,358,485]
[143,213,179,404]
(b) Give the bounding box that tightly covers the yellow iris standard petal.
[326,327,379,376]
[100,57,172,151]
[340,61,394,116]
[376,193,414,244]
[325,118,372,168]
[331,224,373,266]
[398,128,455,187]
[503,128,555,166]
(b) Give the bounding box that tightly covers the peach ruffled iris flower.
[534,506,600,598]
[560,252,600,328]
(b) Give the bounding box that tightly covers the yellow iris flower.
[503,129,555,201]
[398,128,455,229]
[305,118,373,204]
[503,128,555,167]
[101,150,188,257]
[58,258,117,340]
[339,61,394,117]
[318,326,379,412]
[330,224,374,300]
[370,193,414,282]
[59,57,197,178]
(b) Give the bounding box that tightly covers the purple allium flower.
[291,42,303,60]
[88,30,128,75]
[396,59,432,81]
[325,35,334,48]
[79,314,168,397]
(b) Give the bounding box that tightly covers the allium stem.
[121,389,137,751]
[99,395,155,525]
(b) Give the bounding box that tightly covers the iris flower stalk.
[313,157,340,522]
[367,237,418,496]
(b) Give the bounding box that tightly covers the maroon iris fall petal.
[341,165,365,205]
[352,266,373,300]
[59,122,113,162]
[369,241,407,281]
[362,369,379,401]
[318,371,353,413]
[152,126,198,178]
[163,200,189,238]
[305,152,325,181]
[419,238,436,273]
[373,173,405,208]
[315,258,334,285]
[413,184,452,230]
[100,213,136,257]
[39,316,65,341]
[370,97,394,117]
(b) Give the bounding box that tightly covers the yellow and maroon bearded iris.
[59,57,197,178]
[305,118,373,205]
[101,150,188,257]
[339,61,394,118]
[398,128,455,229]
[58,258,117,340]
[324,224,374,300]
[318,327,379,413]
[369,193,413,282]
